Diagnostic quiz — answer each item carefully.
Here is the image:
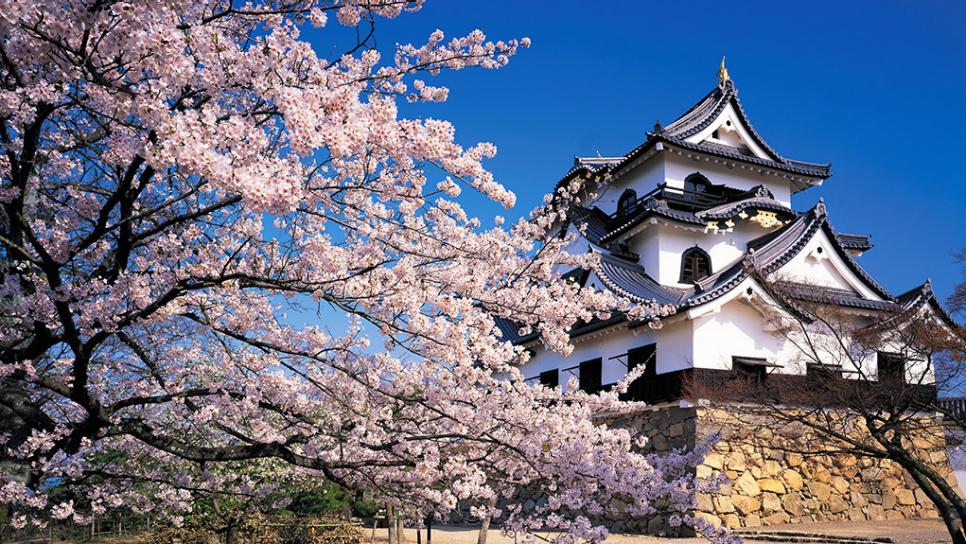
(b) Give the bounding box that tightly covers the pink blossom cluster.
[0,1,730,542]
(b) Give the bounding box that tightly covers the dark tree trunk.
[889,448,966,544]
[225,524,239,544]
[477,513,491,544]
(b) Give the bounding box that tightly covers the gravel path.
[368,520,951,544]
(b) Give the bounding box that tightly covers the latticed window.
[617,189,637,215]
[680,247,711,283]
[683,173,710,201]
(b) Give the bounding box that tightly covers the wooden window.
[538,369,559,389]
[735,362,767,385]
[806,363,842,380]
[683,173,710,201]
[680,247,711,284]
[626,344,657,400]
[617,189,637,215]
[579,358,603,393]
[878,352,905,383]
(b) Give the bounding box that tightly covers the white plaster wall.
[664,155,793,207]
[592,158,665,216]
[773,229,884,300]
[691,299,783,370]
[629,222,773,288]
[684,103,774,161]
[520,327,658,391]
[655,318,694,373]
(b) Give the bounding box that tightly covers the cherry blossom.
[0,1,729,542]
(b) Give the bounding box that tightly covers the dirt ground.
[738,519,951,544]
[368,520,952,544]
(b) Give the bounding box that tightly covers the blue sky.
[313,0,966,308]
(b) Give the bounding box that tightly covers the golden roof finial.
[718,55,730,84]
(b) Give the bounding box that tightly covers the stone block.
[733,495,762,515]
[761,512,790,525]
[896,488,916,506]
[646,515,666,535]
[807,482,832,502]
[782,493,804,517]
[762,460,782,477]
[714,495,735,514]
[850,491,867,508]
[703,452,723,470]
[694,512,720,528]
[841,466,860,479]
[761,492,782,513]
[838,454,857,468]
[736,472,761,497]
[727,451,746,471]
[914,488,929,505]
[721,514,741,529]
[695,493,713,513]
[668,423,684,438]
[757,478,785,494]
[882,492,897,510]
[831,476,849,495]
[744,514,761,527]
[866,504,885,520]
[880,476,901,492]
[782,469,804,491]
[828,494,849,514]
[696,464,713,479]
[786,453,803,467]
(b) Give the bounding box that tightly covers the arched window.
[617,189,637,215]
[683,173,710,201]
[680,246,711,283]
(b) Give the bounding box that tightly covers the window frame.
[683,173,711,201]
[617,188,637,215]
[538,369,559,389]
[679,246,712,284]
[877,351,906,383]
[578,358,603,394]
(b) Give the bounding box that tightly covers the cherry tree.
[0,1,724,541]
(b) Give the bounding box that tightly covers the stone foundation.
[612,404,960,535]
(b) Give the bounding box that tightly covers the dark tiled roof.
[654,135,831,178]
[778,283,897,312]
[552,79,831,197]
[600,192,796,244]
[660,79,831,178]
[896,281,959,328]
[697,196,795,220]
[596,254,689,306]
[835,232,874,252]
[568,206,612,245]
[496,206,927,346]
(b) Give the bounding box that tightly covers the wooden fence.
[0,514,151,543]
[939,397,966,420]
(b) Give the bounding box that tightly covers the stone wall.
[607,404,960,535]
[693,407,958,530]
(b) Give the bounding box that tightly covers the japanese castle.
[495,61,958,530]
[499,60,948,402]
